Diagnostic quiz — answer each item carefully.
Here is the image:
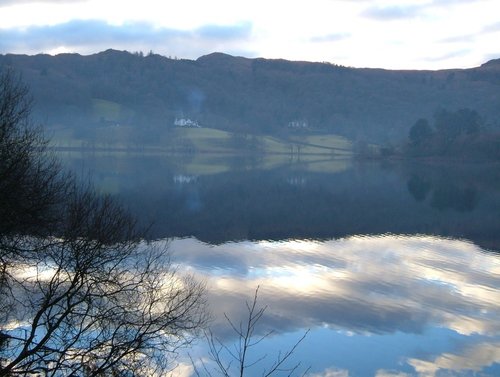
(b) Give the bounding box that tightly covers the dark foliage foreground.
[0,70,207,376]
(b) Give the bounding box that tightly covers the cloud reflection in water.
[167,234,500,376]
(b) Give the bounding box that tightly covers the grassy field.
[50,125,354,162]
[172,127,353,156]
[172,128,232,153]
[92,98,122,121]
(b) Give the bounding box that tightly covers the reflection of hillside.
[147,164,500,250]
[400,161,500,250]
[61,154,500,251]
[407,174,478,212]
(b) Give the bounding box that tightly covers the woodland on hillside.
[1,50,500,145]
[405,108,500,160]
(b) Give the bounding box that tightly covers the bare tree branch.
[0,69,208,376]
[192,286,308,377]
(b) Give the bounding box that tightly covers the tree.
[0,70,66,245]
[409,118,433,146]
[0,70,207,376]
[456,108,481,135]
[434,108,481,142]
[191,287,309,377]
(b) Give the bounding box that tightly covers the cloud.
[484,22,500,33]
[0,0,86,5]
[408,342,500,377]
[375,370,411,377]
[362,5,423,21]
[195,22,252,40]
[310,33,351,43]
[165,362,194,377]
[307,367,350,377]
[439,34,477,44]
[0,19,253,57]
[482,53,500,63]
[424,49,472,62]
[169,235,500,341]
[167,234,500,376]
[432,0,486,5]
[362,0,488,21]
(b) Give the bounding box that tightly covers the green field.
[50,125,354,161]
[171,127,353,156]
[172,128,232,153]
[92,98,122,121]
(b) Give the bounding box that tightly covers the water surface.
[167,235,500,377]
[62,153,500,376]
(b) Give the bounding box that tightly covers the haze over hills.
[1,49,500,144]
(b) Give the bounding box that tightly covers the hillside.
[1,50,500,143]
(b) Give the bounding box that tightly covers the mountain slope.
[1,49,499,143]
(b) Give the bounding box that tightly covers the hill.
[1,49,500,144]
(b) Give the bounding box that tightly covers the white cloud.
[166,362,194,377]
[375,370,411,377]
[362,4,424,21]
[307,366,350,377]
[165,234,500,376]
[408,342,500,377]
[0,0,498,69]
[168,234,500,340]
[0,20,254,58]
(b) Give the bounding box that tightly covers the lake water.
[63,153,500,377]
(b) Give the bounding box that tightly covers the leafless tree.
[0,70,208,376]
[191,287,309,377]
[0,70,66,240]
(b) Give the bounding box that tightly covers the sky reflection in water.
[167,234,500,377]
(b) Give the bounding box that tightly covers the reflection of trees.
[407,175,431,202]
[62,153,500,249]
[406,171,478,212]
[431,184,477,212]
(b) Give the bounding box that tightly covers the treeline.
[1,50,500,143]
[406,108,500,160]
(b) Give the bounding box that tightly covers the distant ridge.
[1,50,499,142]
[197,52,244,61]
[481,58,500,68]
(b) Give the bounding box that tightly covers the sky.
[0,0,499,70]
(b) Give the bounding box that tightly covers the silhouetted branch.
[191,286,308,377]
[0,69,208,376]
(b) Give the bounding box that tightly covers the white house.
[174,118,200,128]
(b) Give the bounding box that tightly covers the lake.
[63,152,500,377]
